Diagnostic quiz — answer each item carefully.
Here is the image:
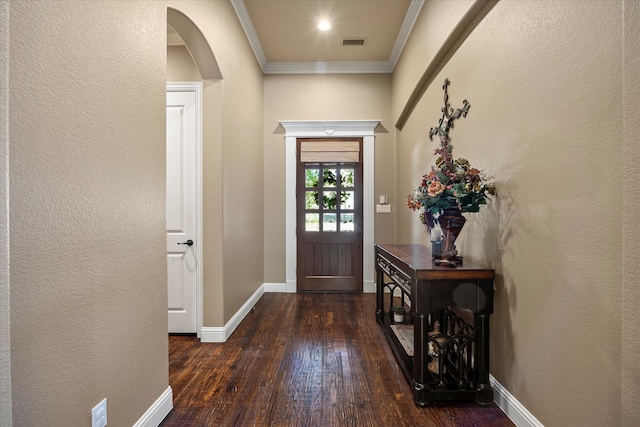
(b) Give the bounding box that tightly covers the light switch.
[379,195,389,204]
[376,204,391,213]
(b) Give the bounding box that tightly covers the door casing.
[281,120,380,293]
[167,83,203,336]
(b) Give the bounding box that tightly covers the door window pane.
[322,191,338,209]
[340,191,354,209]
[305,191,319,210]
[323,169,337,187]
[340,213,355,232]
[341,169,354,187]
[305,213,319,232]
[323,213,337,232]
[306,169,319,187]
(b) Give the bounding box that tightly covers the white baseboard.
[263,282,287,293]
[491,375,543,427]
[133,386,173,427]
[363,280,376,293]
[200,285,265,342]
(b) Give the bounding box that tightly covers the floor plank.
[160,293,514,427]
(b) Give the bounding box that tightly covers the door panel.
[167,90,197,333]
[296,139,363,292]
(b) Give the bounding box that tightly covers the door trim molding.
[167,82,203,336]
[280,120,380,293]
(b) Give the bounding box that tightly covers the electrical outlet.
[91,398,107,427]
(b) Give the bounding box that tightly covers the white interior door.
[167,90,198,333]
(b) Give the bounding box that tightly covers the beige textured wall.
[167,1,264,324]
[8,1,168,426]
[394,0,632,425]
[1,1,12,425]
[201,78,225,326]
[622,0,640,424]
[7,1,263,425]
[263,74,394,283]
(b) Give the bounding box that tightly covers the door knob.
[178,239,194,246]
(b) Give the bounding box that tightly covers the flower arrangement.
[406,79,495,233]
[406,148,495,231]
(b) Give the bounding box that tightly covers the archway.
[166,7,224,339]
[167,8,222,80]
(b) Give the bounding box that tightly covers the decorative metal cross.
[428,79,470,141]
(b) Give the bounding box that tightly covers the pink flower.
[427,181,446,197]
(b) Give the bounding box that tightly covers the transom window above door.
[304,165,356,232]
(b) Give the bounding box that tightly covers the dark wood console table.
[375,244,494,406]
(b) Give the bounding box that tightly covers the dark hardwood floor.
[160,293,514,427]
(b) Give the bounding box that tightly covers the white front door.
[166,89,198,333]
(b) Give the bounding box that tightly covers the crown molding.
[230,0,267,68]
[389,0,424,69]
[232,0,424,75]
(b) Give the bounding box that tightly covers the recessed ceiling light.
[318,20,331,31]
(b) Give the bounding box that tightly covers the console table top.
[375,244,495,280]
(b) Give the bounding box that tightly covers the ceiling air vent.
[342,38,367,47]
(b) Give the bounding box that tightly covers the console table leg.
[474,313,493,404]
[375,268,384,319]
[413,313,427,398]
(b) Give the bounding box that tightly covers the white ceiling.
[168,0,424,75]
